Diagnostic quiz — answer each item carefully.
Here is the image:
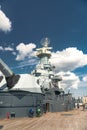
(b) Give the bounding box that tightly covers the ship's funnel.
[0,58,13,77]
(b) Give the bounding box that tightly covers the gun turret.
[0,59,20,89]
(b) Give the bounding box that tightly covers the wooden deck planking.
[0,108,87,130]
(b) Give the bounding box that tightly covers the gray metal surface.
[0,91,44,118]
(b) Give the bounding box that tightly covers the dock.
[0,108,87,130]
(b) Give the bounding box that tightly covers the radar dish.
[41,37,50,47]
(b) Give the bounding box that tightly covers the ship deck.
[0,107,87,130]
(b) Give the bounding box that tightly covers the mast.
[36,38,52,65]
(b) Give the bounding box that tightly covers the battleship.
[0,38,74,118]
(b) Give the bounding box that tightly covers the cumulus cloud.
[57,71,80,89]
[50,47,87,72]
[0,45,14,51]
[0,9,12,32]
[49,47,87,90]
[16,43,36,61]
[82,76,87,82]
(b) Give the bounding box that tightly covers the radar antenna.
[41,37,50,47]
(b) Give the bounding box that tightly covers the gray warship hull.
[0,90,44,118]
[0,89,74,118]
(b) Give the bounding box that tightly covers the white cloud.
[15,59,38,69]
[50,47,87,72]
[57,71,80,89]
[83,76,87,82]
[0,9,12,32]
[0,45,14,51]
[49,47,87,91]
[4,47,13,51]
[0,46,3,50]
[12,52,16,55]
[16,43,36,61]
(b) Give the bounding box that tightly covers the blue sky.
[0,0,87,97]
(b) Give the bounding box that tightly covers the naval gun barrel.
[0,58,13,77]
[0,59,20,89]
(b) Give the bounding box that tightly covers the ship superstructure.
[32,38,62,91]
[0,38,74,118]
